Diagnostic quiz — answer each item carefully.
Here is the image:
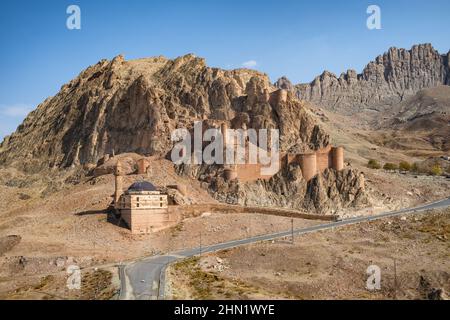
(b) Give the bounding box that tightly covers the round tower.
[300,153,317,182]
[331,146,344,171]
[114,161,124,207]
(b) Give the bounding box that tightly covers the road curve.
[120,197,450,300]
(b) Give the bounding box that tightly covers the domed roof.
[127,181,157,192]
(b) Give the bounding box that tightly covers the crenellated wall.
[219,121,345,183]
[223,146,345,183]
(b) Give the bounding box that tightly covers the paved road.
[119,197,450,300]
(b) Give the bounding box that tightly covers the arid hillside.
[379,85,450,152]
[167,209,450,300]
[0,54,328,170]
[277,45,450,163]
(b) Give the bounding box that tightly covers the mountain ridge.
[276,43,450,116]
[0,53,328,170]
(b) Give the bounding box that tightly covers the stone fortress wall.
[219,120,345,183]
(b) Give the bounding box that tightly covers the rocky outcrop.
[274,76,294,91]
[279,44,450,115]
[0,54,329,169]
[177,162,369,214]
[0,53,367,213]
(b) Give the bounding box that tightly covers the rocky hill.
[279,44,450,116]
[0,53,370,213]
[377,85,450,152]
[0,54,329,171]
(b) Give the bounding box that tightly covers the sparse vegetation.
[367,159,381,169]
[172,257,222,299]
[170,257,266,300]
[399,161,412,171]
[429,164,443,176]
[81,269,115,300]
[34,275,55,290]
[383,163,398,171]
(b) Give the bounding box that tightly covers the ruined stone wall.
[219,120,344,183]
[316,146,332,172]
[298,153,317,182]
[331,147,344,171]
[223,147,345,183]
[235,163,274,182]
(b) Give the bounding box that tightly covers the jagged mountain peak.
[0,53,328,171]
[283,43,449,116]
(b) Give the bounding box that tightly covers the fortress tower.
[331,146,344,171]
[299,153,317,182]
[114,161,124,207]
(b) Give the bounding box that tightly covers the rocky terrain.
[178,163,368,214]
[0,54,328,170]
[0,44,448,216]
[168,209,450,300]
[276,44,450,161]
[0,53,371,214]
[280,44,449,120]
[377,85,450,152]
[0,44,449,299]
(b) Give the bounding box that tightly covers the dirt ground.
[0,157,326,299]
[167,209,450,300]
[0,265,119,300]
[0,154,448,299]
[356,170,450,217]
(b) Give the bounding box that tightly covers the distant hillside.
[277,44,450,117]
[388,85,450,151]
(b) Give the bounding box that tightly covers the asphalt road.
[119,197,450,300]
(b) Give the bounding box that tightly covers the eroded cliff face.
[0,53,368,213]
[0,54,329,170]
[281,44,450,115]
[176,162,368,214]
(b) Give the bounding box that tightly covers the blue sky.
[0,0,449,139]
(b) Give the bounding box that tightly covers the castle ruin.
[219,121,345,183]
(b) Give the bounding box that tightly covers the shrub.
[399,161,412,171]
[383,163,398,171]
[429,165,443,176]
[411,162,420,172]
[367,159,381,169]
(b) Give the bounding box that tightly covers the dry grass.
[80,269,115,300]
[168,209,450,300]
[169,257,275,300]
